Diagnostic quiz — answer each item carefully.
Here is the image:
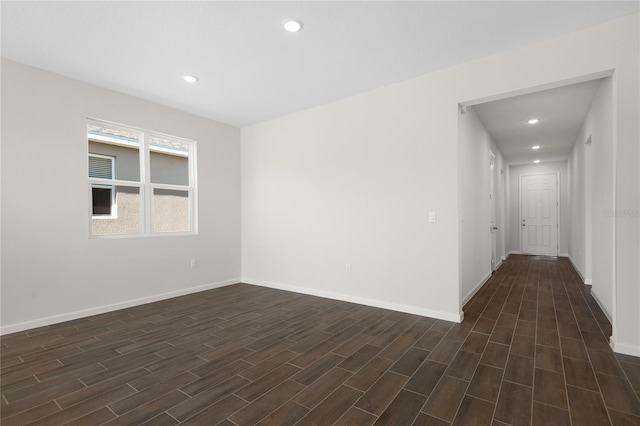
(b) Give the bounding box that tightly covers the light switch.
[428,211,436,223]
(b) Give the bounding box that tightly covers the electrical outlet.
[346,264,351,273]
[428,211,436,223]
[190,259,197,269]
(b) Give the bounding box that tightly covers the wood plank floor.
[2,255,639,425]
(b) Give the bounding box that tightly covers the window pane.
[92,185,141,236]
[92,186,113,215]
[149,136,189,185]
[88,125,140,182]
[153,188,190,233]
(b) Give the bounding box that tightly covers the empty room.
[1,2,639,425]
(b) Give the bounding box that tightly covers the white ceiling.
[1,1,638,128]
[472,78,604,165]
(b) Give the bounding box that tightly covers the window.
[87,120,196,237]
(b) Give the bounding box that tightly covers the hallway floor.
[1,255,639,425]
[462,255,640,425]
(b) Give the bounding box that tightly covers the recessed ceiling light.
[183,75,199,83]
[528,118,540,125]
[531,145,541,150]
[534,160,541,163]
[283,20,302,32]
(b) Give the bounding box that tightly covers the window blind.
[89,155,114,179]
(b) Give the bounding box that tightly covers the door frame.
[518,172,560,256]
[489,151,497,271]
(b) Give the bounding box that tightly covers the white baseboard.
[0,278,240,335]
[242,278,463,323]
[501,254,508,261]
[462,272,492,307]
[509,251,522,255]
[610,335,640,357]
[495,260,503,270]
[590,288,613,323]
[567,255,590,285]
[558,253,569,258]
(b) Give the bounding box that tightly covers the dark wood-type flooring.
[2,255,640,425]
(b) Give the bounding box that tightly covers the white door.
[520,173,558,256]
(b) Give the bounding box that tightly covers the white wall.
[507,161,569,256]
[241,87,462,321]
[459,107,506,304]
[242,13,639,354]
[1,59,242,333]
[569,78,615,320]
[568,133,588,281]
[568,70,640,357]
[611,48,640,356]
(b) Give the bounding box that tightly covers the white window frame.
[87,119,198,238]
[89,153,117,219]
